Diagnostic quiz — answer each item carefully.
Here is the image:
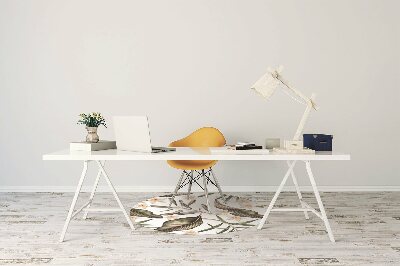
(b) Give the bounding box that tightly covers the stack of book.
[70,140,117,151]
[235,142,263,150]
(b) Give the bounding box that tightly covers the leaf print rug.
[130,193,264,235]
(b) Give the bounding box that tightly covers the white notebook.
[70,140,117,151]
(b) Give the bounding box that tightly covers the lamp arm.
[293,93,316,141]
[268,68,318,141]
[276,76,310,105]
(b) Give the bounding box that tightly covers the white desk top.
[43,148,350,161]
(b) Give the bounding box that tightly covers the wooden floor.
[0,192,399,265]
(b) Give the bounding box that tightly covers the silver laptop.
[113,116,175,153]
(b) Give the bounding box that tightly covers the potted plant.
[77,112,107,143]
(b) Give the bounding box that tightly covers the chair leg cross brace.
[172,168,225,213]
[59,160,134,242]
[257,160,335,242]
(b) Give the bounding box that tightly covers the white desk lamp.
[251,66,317,153]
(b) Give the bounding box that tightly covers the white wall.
[1,0,399,190]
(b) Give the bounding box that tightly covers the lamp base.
[272,147,315,154]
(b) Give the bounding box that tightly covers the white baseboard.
[0,186,399,192]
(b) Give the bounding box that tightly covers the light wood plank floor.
[0,192,399,265]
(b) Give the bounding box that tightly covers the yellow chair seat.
[167,160,217,171]
[167,127,226,171]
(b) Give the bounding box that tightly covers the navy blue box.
[303,134,333,151]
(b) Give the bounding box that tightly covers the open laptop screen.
[113,116,153,152]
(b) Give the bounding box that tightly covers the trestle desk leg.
[287,160,309,220]
[257,161,296,229]
[83,161,105,219]
[60,160,88,242]
[96,160,135,231]
[305,161,335,242]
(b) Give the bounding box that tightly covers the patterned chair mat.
[130,193,265,235]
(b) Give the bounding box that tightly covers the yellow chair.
[167,127,226,212]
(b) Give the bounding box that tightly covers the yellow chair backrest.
[169,127,226,148]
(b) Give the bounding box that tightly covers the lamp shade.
[251,66,313,108]
[250,66,283,99]
[250,66,317,141]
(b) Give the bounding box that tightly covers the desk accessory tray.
[272,147,315,154]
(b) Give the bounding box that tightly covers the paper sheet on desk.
[210,147,270,154]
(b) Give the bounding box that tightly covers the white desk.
[43,147,350,242]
